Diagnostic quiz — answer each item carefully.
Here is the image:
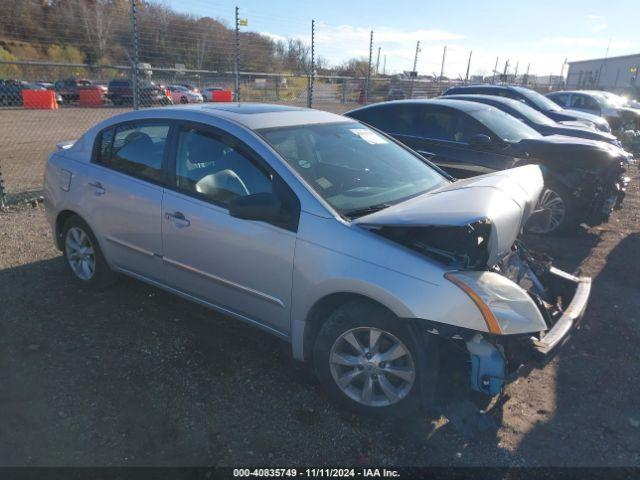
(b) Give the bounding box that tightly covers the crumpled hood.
[354,165,544,267]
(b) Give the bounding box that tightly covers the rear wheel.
[526,182,578,235]
[62,216,118,288]
[313,301,438,418]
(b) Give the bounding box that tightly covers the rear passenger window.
[96,123,170,182]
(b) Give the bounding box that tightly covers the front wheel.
[526,182,578,235]
[313,301,438,418]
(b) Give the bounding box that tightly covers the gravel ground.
[0,159,639,467]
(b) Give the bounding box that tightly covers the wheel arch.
[54,209,82,250]
[297,292,400,362]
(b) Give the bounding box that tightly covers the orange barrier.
[212,90,233,102]
[22,90,58,110]
[79,88,104,107]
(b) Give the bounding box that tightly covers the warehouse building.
[566,53,640,92]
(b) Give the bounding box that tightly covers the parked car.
[546,90,640,132]
[55,78,94,103]
[44,104,591,417]
[201,86,234,102]
[443,94,631,155]
[107,79,172,106]
[168,85,204,104]
[0,80,62,105]
[345,99,628,234]
[387,88,406,101]
[442,85,612,133]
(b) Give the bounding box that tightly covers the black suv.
[107,79,171,106]
[346,99,628,234]
[442,85,612,133]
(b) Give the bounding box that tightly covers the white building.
[566,53,640,91]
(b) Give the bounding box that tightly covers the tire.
[525,180,578,235]
[180,96,188,104]
[313,301,438,418]
[61,216,118,288]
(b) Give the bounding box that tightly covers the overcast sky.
[167,0,639,77]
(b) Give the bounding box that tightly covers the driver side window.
[175,127,272,207]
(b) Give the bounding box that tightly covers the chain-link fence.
[0,0,564,206]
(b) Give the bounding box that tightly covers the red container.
[22,90,58,109]
[79,88,104,107]
[212,90,233,102]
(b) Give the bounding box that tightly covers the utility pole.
[234,6,240,102]
[409,40,420,98]
[514,61,519,83]
[439,45,447,90]
[492,56,499,84]
[375,47,381,76]
[503,58,509,82]
[559,57,567,89]
[307,19,315,108]
[365,30,373,104]
[130,0,140,110]
[464,50,472,84]
[383,55,387,76]
[524,62,531,85]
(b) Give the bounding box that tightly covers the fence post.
[234,6,241,102]
[307,19,315,108]
[341,80,346,104]
[365,30,373,104]
[130,0,140,110]
[0,159,6,209]
[409,41,420,98]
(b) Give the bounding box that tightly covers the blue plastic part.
[467,336,506,396]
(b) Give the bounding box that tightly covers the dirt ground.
[0,165,639,466]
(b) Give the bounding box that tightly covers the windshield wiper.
[343,203,392,219]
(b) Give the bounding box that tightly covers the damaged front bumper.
[466,267,591,397]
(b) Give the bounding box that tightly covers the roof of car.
[347,98,495,114]
[140,103,351,130]
[444,94,522,105]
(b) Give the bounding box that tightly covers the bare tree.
[74,0,118,63]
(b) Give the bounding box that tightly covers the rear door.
[160,122,298,334]
[79,120,172,281]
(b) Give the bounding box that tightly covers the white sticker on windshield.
[350,128,388,145]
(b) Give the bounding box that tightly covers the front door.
[161,123,298,334]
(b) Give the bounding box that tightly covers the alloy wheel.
[528,188,566,234]
[65,226,96,281]
[329,327,416,407]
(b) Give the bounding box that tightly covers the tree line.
[0,0,371,78]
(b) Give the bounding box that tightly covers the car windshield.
[499,98,557,126]
[514,87,563,112]
[469,107,542,143]
[259,122,448,216]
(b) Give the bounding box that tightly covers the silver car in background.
[44,104,591,417]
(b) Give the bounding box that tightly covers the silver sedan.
[44,103,591,417]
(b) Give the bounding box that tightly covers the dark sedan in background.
[443,94,624,148]
[345,99,628,234]
[442,85,612,133]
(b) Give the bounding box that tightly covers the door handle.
[165,211,190,227]
[88,181,106,195]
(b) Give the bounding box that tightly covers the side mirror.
[229,192,282,222]
[469,133,493,149]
